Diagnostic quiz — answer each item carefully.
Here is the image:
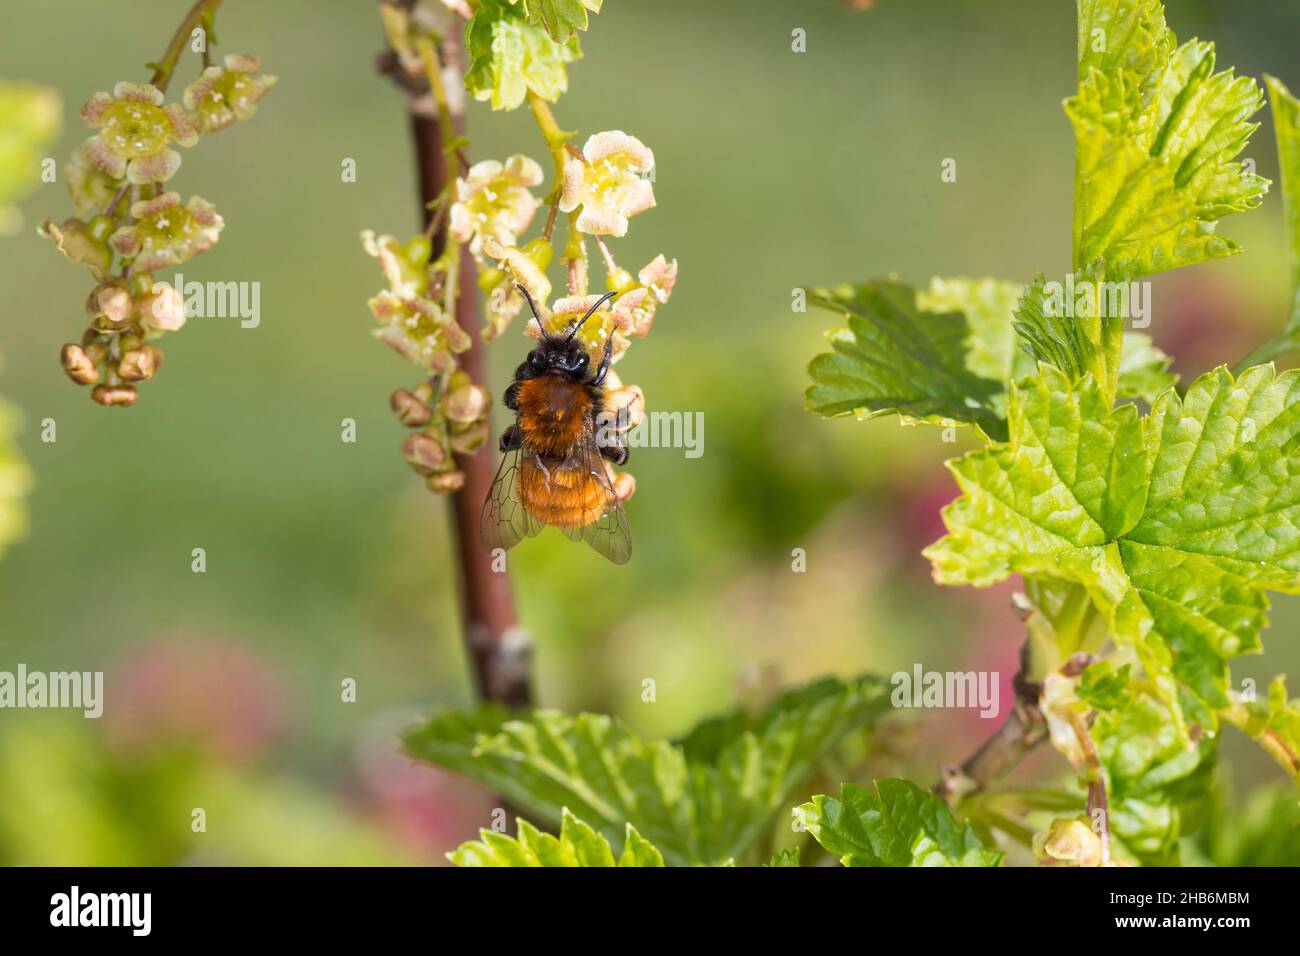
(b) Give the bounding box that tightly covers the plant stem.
[1067,709,1111,866]
[404,31,530,708]
[937,649,1047,799]
[149,0,224,93]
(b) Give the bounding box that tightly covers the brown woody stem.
[937,656,1047,799]
[400,29,531,708]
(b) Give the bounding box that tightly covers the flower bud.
[91,384,138,407]
[477,267,506,293]
[404,235,432,266]
[86,215,115,243]
[60,343,100,385]
[612,470,636,503]
[85,281,135,325]
[118,345,163,382]
[449,420,490,454]
[606,267,636,294]
[441,382,490,425]
[401,432,449,475]
[426,470,466,494]
[390,388,433,427]
[522,237,553,271]
[1033,818,1102,867]
[138,281,187,333]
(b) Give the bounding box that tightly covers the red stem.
[408,69,531,709]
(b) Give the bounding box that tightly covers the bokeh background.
[2,0,1299,864]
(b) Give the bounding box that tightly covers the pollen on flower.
[183,55,278,133]
[109,192,223,271]
[558,131,656,237]
[449,154,544,257]
[80,81,197,185]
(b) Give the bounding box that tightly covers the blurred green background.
[1,0,1299,864]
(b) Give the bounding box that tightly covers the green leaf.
[1077,661,1132,711]
[464,0,582,111]
[1070,0,1267,282]
[1013,273,1174,407]
[805,280,1008,441]
[766,847,801,867]
[1117,331,1177,402]
[811,277,1176,445]
[795,779,1002,867]
[925,364,1300,734]
[1222,675,1300,782]
[1096,692,1216,864]
[507,0,603,43]
[449,809,665,867]
[404,675,891,866]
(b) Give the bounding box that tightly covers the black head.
[527,335,590,378]
[517,286,618,381]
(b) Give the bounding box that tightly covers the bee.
[481,286,632,564]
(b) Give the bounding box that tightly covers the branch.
[149,0,224,93]
[390,25,531,708]
[936,648,1047,800]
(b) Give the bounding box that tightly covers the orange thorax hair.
[516,377,595,458]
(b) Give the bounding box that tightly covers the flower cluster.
[368,5,675,501]
[361,230,490,492]
[40,54,275,407]
[462,129,676,501]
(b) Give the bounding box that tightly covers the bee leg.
[499,424,523,452]
[504,381,521,411]
[590,334,615,386]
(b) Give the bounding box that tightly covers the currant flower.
[39,216,114,279]
[361,230,431,298]
[559,130,656,237]
[369,290,471,374]
[109,192,223,272]
[544,293,633,363]
[448,154,544,257]
[66,144,126,216]
[80,82,198,185]
[480,237,552,339]
[611,254,678,337]
[182,55,278,133]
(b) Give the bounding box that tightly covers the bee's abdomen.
[516,377,593,458]
[519,460,612,528]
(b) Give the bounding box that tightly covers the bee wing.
[556,439,632,565]
[481,444,544,554]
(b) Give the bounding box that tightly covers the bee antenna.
[565,290,618,342]
[516,283,552,342]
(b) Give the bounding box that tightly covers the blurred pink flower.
[349,713,497,862]
[103,636,290,763]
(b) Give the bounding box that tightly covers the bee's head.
[528,338,590,377]
[516,286,619,380]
